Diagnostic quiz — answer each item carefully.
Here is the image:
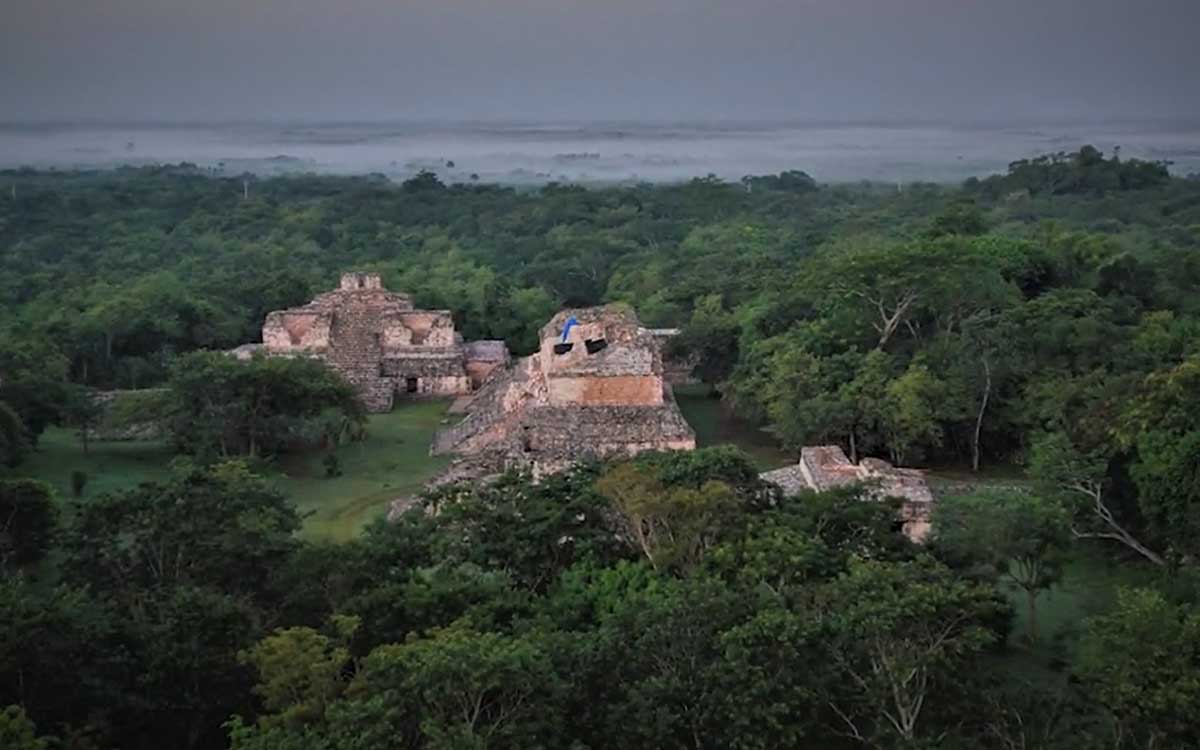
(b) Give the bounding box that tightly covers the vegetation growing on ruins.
[3,150,1200,748]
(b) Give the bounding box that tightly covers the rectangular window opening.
[406,377,419,393]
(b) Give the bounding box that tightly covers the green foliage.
[597,461,740,572]
[882,363,945,466]
[418,467,631,593]
[356,622,560,750]
[69,470,88,497]
[2,160,1200,750]
[933,491,1071,640]
[673,293,741,385]
[1121,357,1200,560]
[0,580,118,745]
[741,170,818,194]
[0,401,30,467]
[238,617,358,729]
[0,334,70,441]
[321,453,342,478]
[984,146,1171,197]
[632,445,775,503]
[817,557,1006,744]
[0,479,59,569]
[0,705,53,750]
[61,461,301,596]
[1076,588,1200,747]
[168,352,364,460]
[59,386,105,455]
[102,387,174,430]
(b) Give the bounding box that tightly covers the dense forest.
[3,148,1200,749]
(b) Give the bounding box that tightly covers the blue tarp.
[561,316,579,343]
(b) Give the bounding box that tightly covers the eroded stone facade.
[238,273,508,412]
[760,445,936,543]
[432,305,696,476]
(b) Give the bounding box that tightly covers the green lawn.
[675,385,794,471]
[16,427,176,498]
[275,401,452,542]
[13,400,453,543]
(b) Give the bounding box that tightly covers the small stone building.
[432,305,696,476]
[236,273,508,412]
[760,445,935,543]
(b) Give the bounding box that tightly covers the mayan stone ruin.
[760,445,936,542]
[431,305,696,477]
[233,272,509,412]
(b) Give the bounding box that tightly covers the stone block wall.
[546,374,664,406]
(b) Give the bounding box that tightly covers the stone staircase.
[328,306,394,412]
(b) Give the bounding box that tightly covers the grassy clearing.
[12,400,453,543]
[275,400,452,542]
[675,385,794,470]
[15,427,176,499]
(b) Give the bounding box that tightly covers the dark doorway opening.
[406,377,419,393]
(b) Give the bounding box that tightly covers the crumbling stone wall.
[463,341,511,389]
[760,445,936,543]
[263,311,332,352]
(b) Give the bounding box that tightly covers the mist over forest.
[4,120,1200,184]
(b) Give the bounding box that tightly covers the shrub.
[71,470,89,497]
[323,453,342,478]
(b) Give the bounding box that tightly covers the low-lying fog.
[2,121,1199,185]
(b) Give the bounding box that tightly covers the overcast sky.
[2,0,1198,123]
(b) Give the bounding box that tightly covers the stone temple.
[760,445,935,542]
[431,305,696,477]
[233,273,509,412]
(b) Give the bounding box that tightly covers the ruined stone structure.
[432,305,696,476]
[236,273,508,412]
[647,328,701,385]
[760,445,936,543]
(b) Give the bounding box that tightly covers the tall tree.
[1030,432,1164,566]
[933,490,1071,641]
[818,557,1003,745]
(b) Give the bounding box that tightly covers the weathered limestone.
[432,305,696,477]
[760,445,936,543]
[244,273,508,412]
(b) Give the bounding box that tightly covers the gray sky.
[2,0,1198,122]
